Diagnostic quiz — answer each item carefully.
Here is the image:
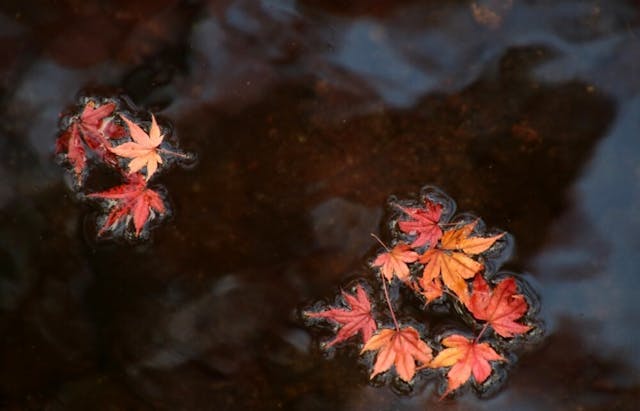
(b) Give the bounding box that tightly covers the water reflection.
[0,0,639,409]
[535,96,640,367]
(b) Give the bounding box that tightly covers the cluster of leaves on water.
[305,187,541,399]
[55,96,191,239]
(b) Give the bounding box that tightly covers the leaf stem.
[370,234,398,330]
[474,323,489,344]
[439,222,462,227]
[158,148,191,159]
[443,289,459,300]
[381,273,400,331]
[370,233,390,252]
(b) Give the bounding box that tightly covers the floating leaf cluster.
[56,96,191,239]
[305,187,541,398]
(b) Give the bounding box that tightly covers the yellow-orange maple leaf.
[418,221,503,302]
[430,334,504,397]
[372,243,419,282]
[110,114,164,180]
[361,326,432,382]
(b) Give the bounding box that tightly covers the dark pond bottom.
[0,1,639,410]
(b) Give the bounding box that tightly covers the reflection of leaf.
[372,243,418,282]
[110,114,165,181]
[361,326,432,382]
[419,221,503,302]
[305,285,376,347]
[87,173,166,236]
[430,334,504,397]
[396,200,443,248]
[466,275,531,338]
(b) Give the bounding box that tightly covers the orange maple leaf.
[466,275,531,338]
[305,285,377,347]
[110,114,164,180]
[361,326,432,382]
[430,334,504,397]
[372,243,419,282]
[418,221,503,302]
[418,275,443,302]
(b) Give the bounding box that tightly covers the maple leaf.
[372,243,419,282]
[361,326,432,382]
[419,221,504,302]
[466,275,531,338]
[430,334,504,397]
[305,285,377,347]
[418,275,443,302]
[56,101,123,181]
[79,101,117,132]
[55,123,86,181]
[396,200,443,248]
[75,101,124,149]
[110,114,165,181]
[440,220,504,255]
[87,173,166,236]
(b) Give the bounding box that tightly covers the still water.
[0,0,639,409]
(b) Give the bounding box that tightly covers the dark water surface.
[1,0,639,409]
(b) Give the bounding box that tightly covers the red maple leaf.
[372,243,419,282]
[430,334,504,397]
[466,275,531,338]
[55,123,86,181]
[56,101,125,181]
[87,173,166,236]
[396,200,443,248]
[305,285,377,347]
[361,326,432,382]
[76,101,126,146]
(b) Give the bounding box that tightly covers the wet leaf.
[396,200,443,248]
[110,114,165,181]
[56,101,123,182]
[361,326,432,382]
[430,334,504,397]
[418,221,503,302]
[55,124,86,181]
[372,243,419,282]
[440,221,504,255]
[466,274,531,338]
[418,275,443,302]
[87,173,166,236]
[305,285,377,347]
